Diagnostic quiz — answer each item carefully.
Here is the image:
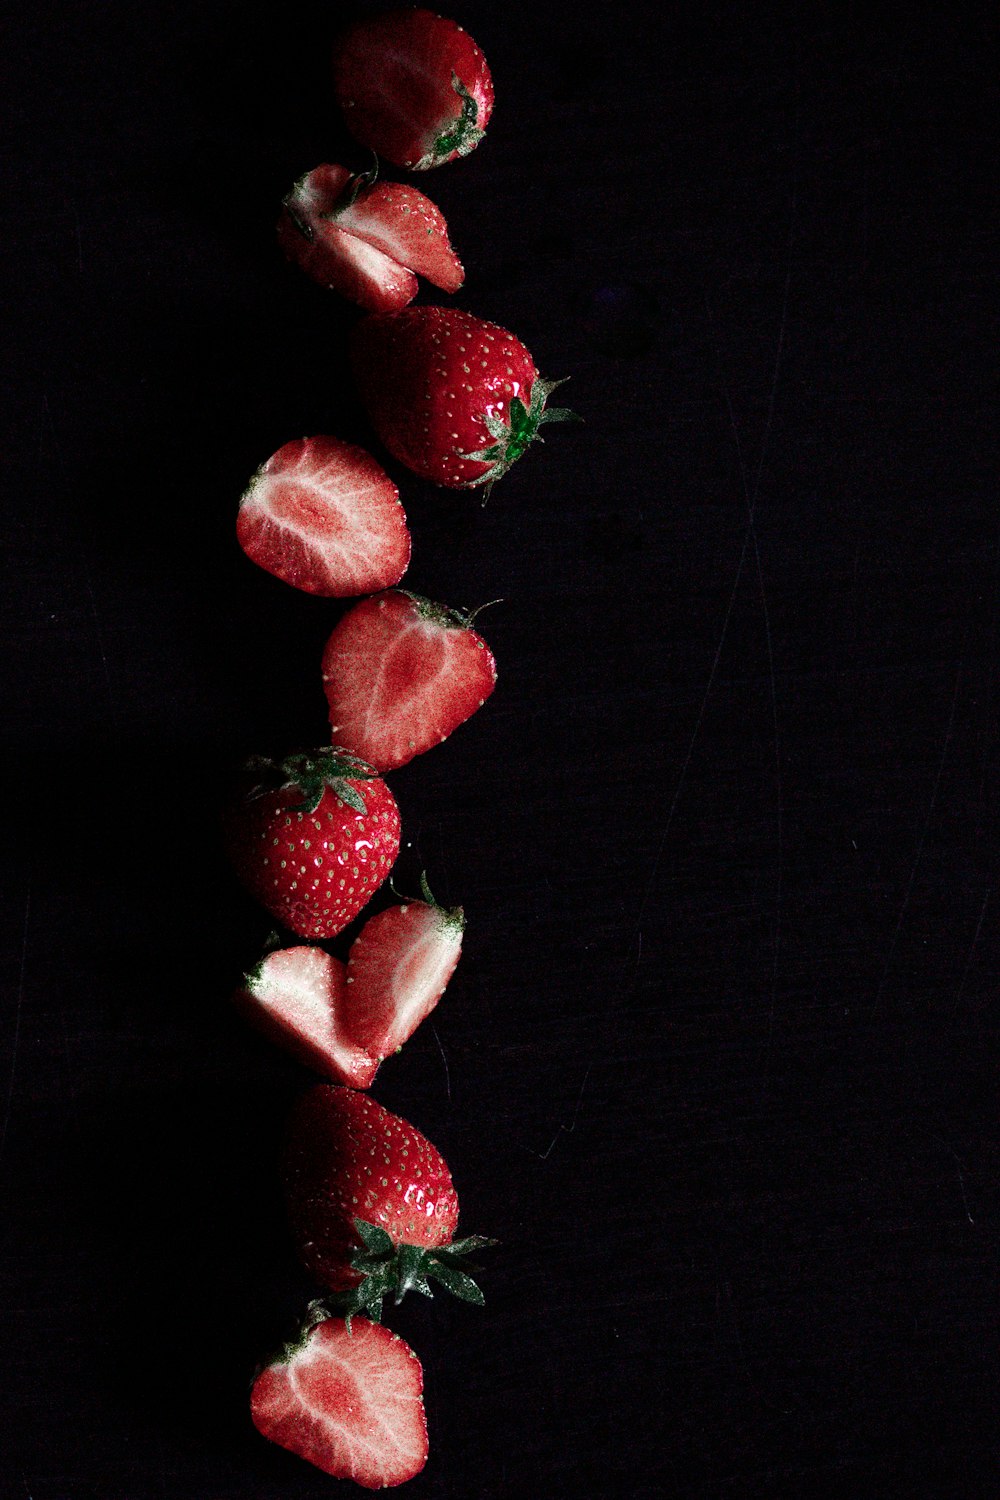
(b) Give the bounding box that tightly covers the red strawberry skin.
[322,590,497,771]
[278,163,463,310]
[285,1085,460,1292]
[251,1315,428,1488]
[352,306,577,491]
[226,767,400,940]
[237,435,410,597]
[234,946,378,1088]
[343,897,464,1062]
[333,9,494,171]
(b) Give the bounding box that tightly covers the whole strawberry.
[333,9,494,171]
[352,306,579,493]
[225,749,400,939]
[285,1085,493,1319]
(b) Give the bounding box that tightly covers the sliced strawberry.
[278,164,417,313]
[235,946,378,1088]
[335,180,463,293]
[278,163,462,311]
[343,883,464,1063]
[237,435,410,598]
[322,590,497,772]
[251,1314,428,1488]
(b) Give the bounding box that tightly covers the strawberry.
[351,306,580,493]
[237,435,410,597]
[285,1085,494,1319]
[332,9,494,171]
[251,1311,428,1488]
[322,589,497,772]
[235,945,378,1088]
[278,162,463,313]
[225,749,401,939]
[342,877,465,1063]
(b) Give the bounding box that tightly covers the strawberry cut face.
[235,946,378,1088]
[237,435,410,598]
[278,163,463,312]
[251,1315,428,1488]
[322,590,497,771]
[342,892,465,1063]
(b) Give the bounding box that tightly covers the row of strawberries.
[223,9,575,1489]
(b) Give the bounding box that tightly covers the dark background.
[2,2,998,1495]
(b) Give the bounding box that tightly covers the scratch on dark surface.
[718,1279,794,1415]
[951,889,990,1014]
[526,1064,592,1161]
[922,1129,976,1226]
[0,882,31,1172]
[621,181,797,1012]
[429,1022,452,1102]
[872,654,964,1017]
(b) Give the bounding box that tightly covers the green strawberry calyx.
[421,73,485,168]
[460,375,583,498]
[324,1217,497,1327]
[245,747,381,815]
[398,590,501,634]
[388,866,466,935]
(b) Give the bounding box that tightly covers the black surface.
[2,3,998,1496]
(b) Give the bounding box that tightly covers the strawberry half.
[322,589,497,772]
[237,435,410,597]
[225,749,401,939]
[352,306,580,493]
[285,1085,494,1320]
[251,1312,428,1488]
[278,163,463,313]
[342,878,465,1064]
[333,9,494,171]
[235,946,377,1088]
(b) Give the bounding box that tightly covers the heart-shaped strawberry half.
[235,883,463,1086]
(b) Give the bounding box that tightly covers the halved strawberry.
[278,163,463,312]
[237,435,410,597]
[322,590,497,771]
[343,880,464,1064]
[333,10,494,171]
[235,946,377,1088]
[251,1312,428,1488]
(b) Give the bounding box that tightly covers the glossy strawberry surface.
[284,1085,460,1292]
[352,306,577,491]
[333,9,493,170]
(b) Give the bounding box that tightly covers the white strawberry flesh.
[237,435,410,598]
[236,946,377,1088]
[251,1316,428,1488]
[343,899,464,1062]
[278,163,463,312]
